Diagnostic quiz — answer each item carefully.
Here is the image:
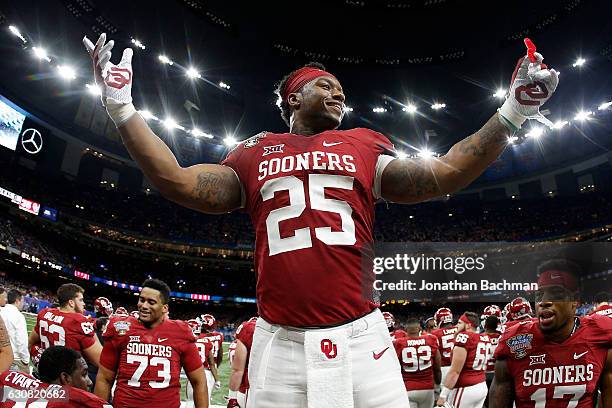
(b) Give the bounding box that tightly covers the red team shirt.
[222,128,395,326]
[234,320,256,394]
[393,334,439,390]
[431,326,459,367]
[195,335,214,369]
[495,314,612,408]
[589,303,612,317]
[201,331,224,364]
[485,331,501,373]
[33,308,96,354]
[390,329,407,341]
[99,316,202,408]
[452,331,489,388]
[0,371,110,407]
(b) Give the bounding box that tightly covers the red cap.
[282,67,337,101]
[537,270,578,291]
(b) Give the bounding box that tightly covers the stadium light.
[57,65,76,80]
[130,38,146,50]
[493,89,506,98]
[219,81,231,90]
[186,67,201,79]
[163,117,185,130]
[417,149,435,159]
[138,110,158,121]
[32,46,50,62]
[572,58,586,68]
[552,120,569,130]
[190,128,214,139]
[397,151,408,159]
[158,55,174,65]
[85,83,101,96]
[431,103,446,110]
[224,135,237,146]
[8,25,27,43]
[372,107,387,113]
[402,104,417,114]
[574,110,592,121]
[598,101,612,111]
[343,106,354,113]
[507,136,519,144]
[526,127,544,138]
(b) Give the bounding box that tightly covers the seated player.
[227,318,256,408]
[29,284,102,369]
[384,312,407,340]
[94,279,208,408]
[393,318,441,408]
[436,312,490,408]
[490,259,612,407]
[0,345,111,407]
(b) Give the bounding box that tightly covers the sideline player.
[589,292,612,317]
[490,260,612,407]
[384,312,407,340]
[94,279,208,408]
[393,318,441,408]
[436,312,490,408]
[431,307,457,386]
[0,345,112,407]
[505,297,533,329]
[227,318,256,408]
[84,32,559,406]
[185,319,219,406]
[29,284,102,368]
[200,314,224,368]
[482,315,501,407]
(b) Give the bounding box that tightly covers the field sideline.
[25,313,233,406]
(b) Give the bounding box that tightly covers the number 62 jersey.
[494,314,612,408]
[222,128,396,327]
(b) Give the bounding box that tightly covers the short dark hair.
[274,62,326,127]
[0,287,6,295]
[95,316,109,331]
[142,279,171,304]
[7,289,22,304]
[57,284,84,307]
[594,292,609,304]
[405,318,420,328]
[38,346,81,383]
[463,311,480,328]
[484,315,499,331]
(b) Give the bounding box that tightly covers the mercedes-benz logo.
[20,128,43,154]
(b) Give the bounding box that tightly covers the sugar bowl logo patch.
[114,320,131,336]
[244,132,266,149]
[506,333,533,359]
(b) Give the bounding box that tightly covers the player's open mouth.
[538,309,555,326]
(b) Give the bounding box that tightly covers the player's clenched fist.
[83,33,137,126]
[498,38,559,131]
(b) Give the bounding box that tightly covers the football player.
[393,318,441,408]
[94,279,208,407]
[227,318,256,408]
[431,307,457,386]
[482,315,501,407]
[505,297,533,329]
[28,284,102,368]
[588,292,612,317]
[490,259,612,407]
[94,297,114,317]
[437,312,490,408]
[185,319,219,406]
[0,346,112,407]
[200,314,224,368]
[384,312,407,340]
[84,32,558,406]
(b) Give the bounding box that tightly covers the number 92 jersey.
[222,128,396,327]
[494,314,612,408]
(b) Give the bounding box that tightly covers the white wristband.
[440,386,451,399]
[228,390,237,399]
[498,101,526,131]
[106,102,137,127]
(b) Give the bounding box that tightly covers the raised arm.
[83,34,242,214]
[382,113,509,204]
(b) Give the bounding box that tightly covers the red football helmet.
[200,314,216,330]
[509,297,532,320]
[187,319,201,335]
[382,312,395,329]
[434,307,453,326]
[94,297,113,316]
[130,311,139,319]
[481,305,502,321]
[114,307,129,317]
[248,316,258,323]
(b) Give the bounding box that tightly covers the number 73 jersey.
[222,128,396,327]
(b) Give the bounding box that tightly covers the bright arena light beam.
[138,110,158,121]
[163,117,180,130]
[8,25,27,43]
[190,128,214,139]
[574,110,592,121]
[526,127,544,138]
[598,101,612,111]
[493,89,506,98]
[219,81,231,89]
[372,107,387,113]
[186,67,201,79]
[56,65,76,80]
[131,38,146,50]
[507,136,519,144]
[552,120,569,130]
[224,136,237,146]
[417,149,435,159]
[397,151,408,159]
[158,55,174,65]
[85,83,101,96]
[343,106,354,113]
[402,104,417,113]
[572,58,586,68]
[32,46,51,62]
[431,103,446,110]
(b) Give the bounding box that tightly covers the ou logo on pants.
[320,339,338,359]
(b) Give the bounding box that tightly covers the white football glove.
[83,33,137,126]
[214,380,221,389]
[498,46,559,131]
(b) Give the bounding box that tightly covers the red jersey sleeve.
[73,315,96,350]
[178,322,203,373]
[99,323,120,371]
[453,331,473,350]
[427,334,440,355]
[235,321,255,351]
[34,308,47,333]
[586,313,612,346]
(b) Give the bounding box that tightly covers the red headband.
[537,270,578,291]
[459,314,473,327]
[282,67,337,101]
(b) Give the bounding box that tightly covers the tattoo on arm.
[384,158,440,201]
[457,114,510,157]
[191,171,237,211]
[0,317,10,348]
